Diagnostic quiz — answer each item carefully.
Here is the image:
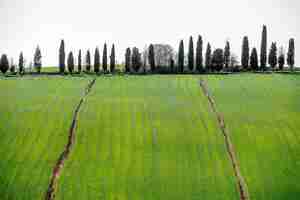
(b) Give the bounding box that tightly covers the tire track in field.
[44,78,96,200]
[199,78,250,200]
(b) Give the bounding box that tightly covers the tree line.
[0,25,296,75]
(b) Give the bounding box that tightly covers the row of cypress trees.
[0,26,296,75]
[58,40,116,74]
[240,25,295,71]
[175,25,295,73]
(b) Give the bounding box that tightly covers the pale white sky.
[0,0,299,66]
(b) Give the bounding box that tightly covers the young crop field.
[205,74,300,200]
[0,74,299,200]
[0,76,90,200]
[55,76,238,200]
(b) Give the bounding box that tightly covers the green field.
[0,74,299,200]
[55,76,238,200]
[205,74,300,199]
[0,77,90,199]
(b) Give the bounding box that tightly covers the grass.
[205,74,300,200]
[0,74,299,199]
[55,76,238,200]
[0,76,90,200]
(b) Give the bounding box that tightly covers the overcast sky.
[0,0,299,66]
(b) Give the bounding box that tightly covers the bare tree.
[230,53,239,70]
[142,44,174,67]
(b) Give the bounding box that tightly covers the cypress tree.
[278,47,285,70]
[10,58,16,74]
[110,44,115,73]
[205,43,212,72]
[85,50,91,72]
[196,35,203,72]
[102,43,107,72]
[260,25,267,71]
[224,41,230,69]
[178,40,184,73]
[131,47,141,72]
[148,44,155,72]
[169,57,174,72]
[241,36,249,70]
[250,48,258,71]
[125,48,131,73]
[78,50,82,73]
[94,47,100,73]
[67,51,74,74]
[59,39,65,73]
[0,54,9,74]
[18,52,24,74]
[268,42,277,70]
[34,45,42,73]
[188,36,194,71]
[287,38,295,71]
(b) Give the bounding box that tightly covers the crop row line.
[199,78,250,200]
[44,78,96,200]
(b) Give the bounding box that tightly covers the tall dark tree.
[102,43,108,72]
[125,48,131,73]
[110,44,115,73]
[224,41,230,69]
[18,52,24,74]
[67,51,74,73]
[178,40,184,73]
[10,59,16,73]
[268,42,277,70]
[205,43,212,72]
[287,38,295,71]
[250,48,258,71]
[211,48,224,71]
[34,46,42,73]
[196,35,203,72]
[0,54,9,74]
[131,47,141,72]
[260,25,267,71]
[59,39,65,73]
[85,50,91,72]
[188,36,194,71]
[278,47,285,70]
[148,44,155,72]
[241,36,249,70]
[78,50,82,73]
[169,57,174,72]
[94,47,100,73]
